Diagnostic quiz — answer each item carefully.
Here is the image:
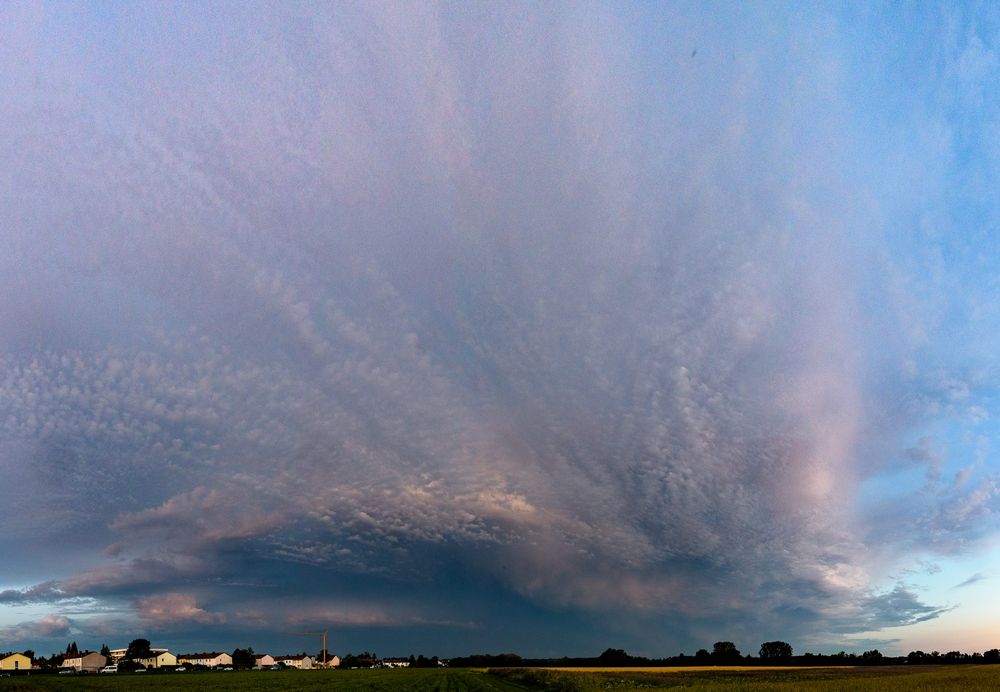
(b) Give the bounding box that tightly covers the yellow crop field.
[490,664,1000,690]
[537,665,844,672]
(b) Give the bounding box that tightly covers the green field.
[2,666,1000,691]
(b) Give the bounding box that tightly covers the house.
[108,647,171,665]
[314,655,341,668]
[177,652,232,668]
[0,653,31,671]
[253,653,275,668]
[137,651,177,668]
[61,652,107,673]
[274,654,313,669]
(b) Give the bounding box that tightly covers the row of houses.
[4,648,343,673]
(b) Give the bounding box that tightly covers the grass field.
[1,669,520,692]
[2,665,1000,691]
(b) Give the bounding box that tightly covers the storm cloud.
[2,2,1000,656]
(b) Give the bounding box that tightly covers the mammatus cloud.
[1,2,999,655]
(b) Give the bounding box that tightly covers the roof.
[178,652,227,658]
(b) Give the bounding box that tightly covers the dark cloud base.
[1,1,998,656]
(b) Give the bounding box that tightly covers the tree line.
[448,642,1000,668]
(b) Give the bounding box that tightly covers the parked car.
[99,665,118,674]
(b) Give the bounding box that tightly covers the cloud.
[135,593,225,627]
[0,614,72,645]
[0,582,63,605]
[953,572,988,589]
[904,436,946,478]
[857,585,954,629]
[110,484,286,546]
[0,1,996,655]
[285,605,473,630]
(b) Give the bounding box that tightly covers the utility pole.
[291,630,329,668]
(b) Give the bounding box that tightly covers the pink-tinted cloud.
[135,593,225,626]
[111,484,286,545]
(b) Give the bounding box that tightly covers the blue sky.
[2,1,1000,659]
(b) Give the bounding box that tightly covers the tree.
[232,647,255,669]
[711,641,741,664]
[65,642,79,656]
[23,650,34,663]
[100,644,110,658]
[861,649,883,664]
[341,651,379,668]
[598,648,632,665]
[759,641,793,661]
[118,659,145,672]
[125,638,152,660]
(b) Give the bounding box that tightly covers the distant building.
[61,652,107,673]
[108,647,170,664]
[0,653,31,671]
[177,652,232,668]
[137,651,177,668]
[254,654,275,668]
[274,654,314,669]
[383,657,411,668]
[315,655,341,668]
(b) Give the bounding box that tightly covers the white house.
[178,652,232,668]
[315,655,341,668]
[108,646,170,663]
[61,652,107,673]
[383,657,411,668]
[254,654,276,668]
[274,654,314,669]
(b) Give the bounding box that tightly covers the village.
[0,641,441,675]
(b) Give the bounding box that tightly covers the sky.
[2,0,1000,660]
